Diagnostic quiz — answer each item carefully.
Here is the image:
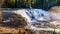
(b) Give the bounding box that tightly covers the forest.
[0,0,60,10]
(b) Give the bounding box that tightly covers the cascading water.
[2,9,51,28]
[24,9,51,28]
[2,8,60,34]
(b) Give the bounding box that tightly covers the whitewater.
[2,8,60,33]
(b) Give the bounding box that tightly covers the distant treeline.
[2,0,60,10]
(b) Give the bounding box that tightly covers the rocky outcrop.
[49,6,60,21]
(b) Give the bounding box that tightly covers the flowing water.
[1,9,52,28]
[2,9,60,32]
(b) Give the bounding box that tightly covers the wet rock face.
[0,12,27,28]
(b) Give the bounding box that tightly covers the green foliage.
[46,0,48,3]
[7,0,15,5]
[23,0,35,8]
[5,0,60,10]
[6,0,35,8]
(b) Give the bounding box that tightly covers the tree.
[23,0,35,8]
[2,0,60,10]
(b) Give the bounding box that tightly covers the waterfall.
[2,8,52,30]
